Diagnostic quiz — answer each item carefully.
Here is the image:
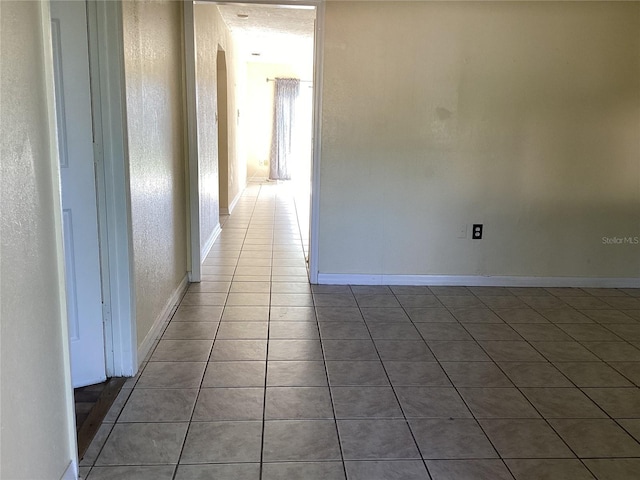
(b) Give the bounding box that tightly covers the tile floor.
[80,182,640,479]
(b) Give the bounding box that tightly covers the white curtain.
[270,78,300,180]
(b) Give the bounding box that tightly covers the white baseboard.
[316,273,640,288]
[137,274,189,364]
[228,190,241,214]
[60,460,77,480]
[201,223,222,260]
[220,190,242,216]
[248,175,268,183]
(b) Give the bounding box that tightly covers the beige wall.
[0,1,77,478]
[319,1,640,280]
[245,62,313,180]
[194,3,244,246]
[122,0,188,348]
[217,50,230,211]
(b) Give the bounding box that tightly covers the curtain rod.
[266,78,313,84]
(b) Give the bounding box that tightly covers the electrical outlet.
[472,224,483,239]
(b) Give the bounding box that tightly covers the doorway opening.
[217,2,316,258]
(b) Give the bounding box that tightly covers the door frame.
[184,0,201,282]
[217,46,230,215]
[184,0,324,283]
[39,0,136,473]
[86,0,138,376]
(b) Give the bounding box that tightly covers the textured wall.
[0,1,76,478]
[122,0,188,347]
[194,3,243,249]
[319,1,640,279]
[194,3,220,249]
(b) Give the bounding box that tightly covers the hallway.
[79,183,640,480]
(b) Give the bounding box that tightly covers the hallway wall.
[318,1,640,282]
[122,0,189,351]
[0,1,77,478]
[194,3,245,255]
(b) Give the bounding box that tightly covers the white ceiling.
[217,4,315,66]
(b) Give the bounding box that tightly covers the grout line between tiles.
[350,285,435,479]
[259,183,274,480]
[315,283,349,479]
[172,186,257,480]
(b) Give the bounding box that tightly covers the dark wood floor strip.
[76,377,126,460]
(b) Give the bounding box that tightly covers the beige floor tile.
[267,361,328,387]
[118,389,197,423]
[346,461,428,479]
[441,362,512,387]
[180,421,262,463]
[264,420,342,462]
[338,419,420,460]
[171,305,223,322]
[479,419,574,458]
[582,459,640,480]
[216,322,268,339]
[426,459,514,480]
[499,362,572,387]
[520,388,606,418]
[266,387,334,420]
[548,419,640,457]
[192,387,264,421]
[202,361,265,387]
[136,362,206,388]
[410,418,498,459]
[554,362,633,387]
[582,388,640,418]
[96,423,188,465]
[263,462,345,480]
[150,340,213,362]
[162,322,218,340]
[505,459,595,480]
[458,388,540,418]
[87,466,175,480]
[175,464,260,480]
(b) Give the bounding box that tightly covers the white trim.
[201,223,222,261]
[137,274,190,364]
[60,460,77,480]
[308,0,324,283]
[186,0,324,283]
[197,0,319,5]
[87,0,138,377]
[221,189,242,215]
[40,0,79,471]
[184,1,202,283]
[317,274,381,286]
[317,273,640,288]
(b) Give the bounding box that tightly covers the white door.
[51,0,106,388]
